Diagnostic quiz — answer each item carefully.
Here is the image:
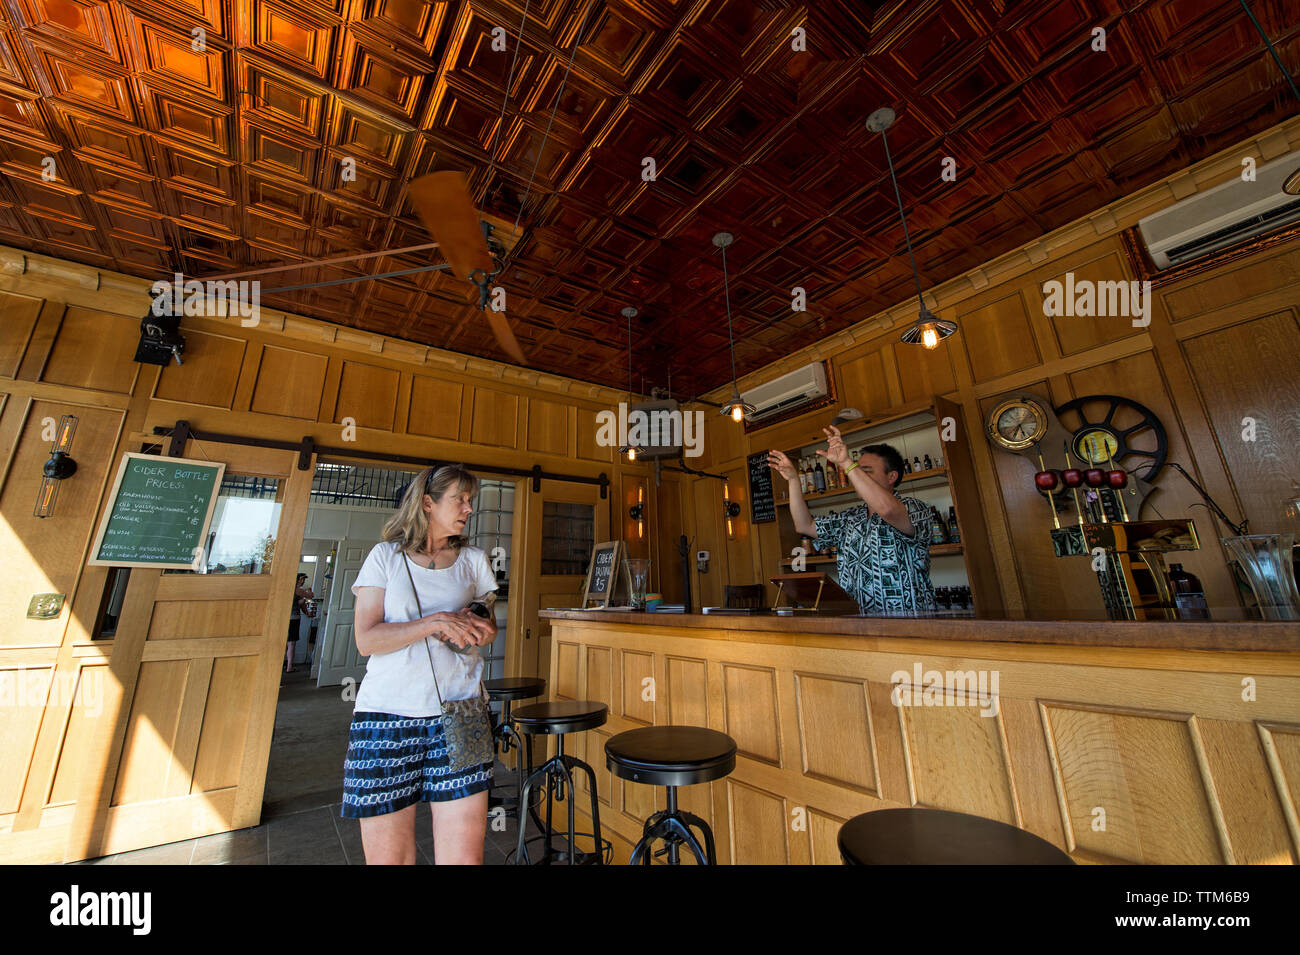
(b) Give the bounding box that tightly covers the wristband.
[844,462,860,474]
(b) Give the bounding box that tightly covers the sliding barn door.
[58,440,312,861]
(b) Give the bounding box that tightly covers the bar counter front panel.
[538,610,1300,865]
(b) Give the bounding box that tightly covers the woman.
[285,573,314,673]
[342,465,498,864]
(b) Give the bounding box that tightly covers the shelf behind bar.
[777,466,949,505]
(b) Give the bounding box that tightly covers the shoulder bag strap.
[403,553,444,709]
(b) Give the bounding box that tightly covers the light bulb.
[920,325,939,349]
[627,447,636,461]
[731,404,744,422]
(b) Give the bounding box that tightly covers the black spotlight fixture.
[34,414,78,518]
[135,310,186,366]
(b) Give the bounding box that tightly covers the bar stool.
[483,677,545,818]
[605,725,736,865]
[838,808,1075,865]
[512,700,608,865]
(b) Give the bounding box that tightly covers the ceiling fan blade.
[485,307,526,365]
[407,171,494,281]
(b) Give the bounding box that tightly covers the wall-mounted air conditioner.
[1139,150,1300,270]
[741,362,828,424]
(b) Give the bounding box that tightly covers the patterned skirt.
[340,711,493,818]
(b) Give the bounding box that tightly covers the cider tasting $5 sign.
[89,453,225,570]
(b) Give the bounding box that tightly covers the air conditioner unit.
[1139,150,1300,269]
[741,362,828,424]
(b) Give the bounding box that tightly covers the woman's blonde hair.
[383,464,479,554]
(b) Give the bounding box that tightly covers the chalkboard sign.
[747,451,776,524]
[581,540,627,608]
[89,453,225,570]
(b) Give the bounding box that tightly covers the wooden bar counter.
[538,609,1300,865]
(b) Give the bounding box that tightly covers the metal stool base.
[514,738,605,865]
[628,786,716,865]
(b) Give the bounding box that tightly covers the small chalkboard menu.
[747,451,776,524]
[581,540,628,608]
[89,453,225,570]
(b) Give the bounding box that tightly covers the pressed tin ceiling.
[0,0,1297,394]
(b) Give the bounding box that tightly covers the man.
[768,427,936,614]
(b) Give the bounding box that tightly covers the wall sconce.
[723,482,741,539]
[34,414,78,518]
[629,486,645,539]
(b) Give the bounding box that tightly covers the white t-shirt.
[350,541,497,717]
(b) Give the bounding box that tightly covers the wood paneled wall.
[549,617,1300,865]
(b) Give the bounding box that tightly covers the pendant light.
[714,232,755,422]
[867,108,957,350]
[617,306,639,461]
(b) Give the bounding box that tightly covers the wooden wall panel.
[835,347,891,416]
[1197,718,1295,864]
[1259,722,1300,855]
[555,640,579,699]
[722,663,781,766]
[110,659,189,806]
[0,291,42,377]
[406,375,462,440]
[1044,704,1223,864]
[902,702,1018,824]
[652,476,684,601]
[586,645,611,708]
[666,655,707,726]
[248,345,326,419]
[192,654,258,792]
[1162,243,1300,321]
[470,388,518,448]
[1044,252,1146,355]
[147,599,265,639]
[576,407,612,462]
[728,779,789,864]
[1180,310,1300,535]
[333,360,399,430]
[526,398,568,456]
[795,673,876,794]
[41,307,138,394]
[893,338,956,403]
[0,400,124,647]
[47,665,108,807]
[620,649,654,724]
[153,329,244,407]
[0,667,51,813]
[957,290,1042,382]
[807,806,847,865]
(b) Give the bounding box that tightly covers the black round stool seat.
[838,808,1074,865]
[484,677,546,701]
[606,726,737,787]
[512,700,607,735]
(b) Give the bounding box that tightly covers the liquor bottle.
[813,458,826,493]
[1169,563,1210,619]
[923,453,933,470]
[930,507,948,545]
[947,506,960,543]
[824,457,838,490]
[797,458,808,495]
[933,451,943,468]
[912,456,922,474]
[902,458,912,475]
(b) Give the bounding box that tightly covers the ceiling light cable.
[1240,0,1300,103]
[511,0,598,242]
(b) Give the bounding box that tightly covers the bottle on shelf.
[813,458,826,493]
[929,507,948,545]
[902,458,912,476]
[826,456,840,490]
[933,451,943,468]
[1169,563,1210,619]
[923,453,933,470]
[912,456,922,474]
[796,458,807,495]
[947,506,960,543]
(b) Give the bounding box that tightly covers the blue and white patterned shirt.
[812,496,936,615]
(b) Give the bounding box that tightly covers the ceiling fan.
[174,171,527,366]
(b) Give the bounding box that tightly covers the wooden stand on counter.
[770,572,859,614]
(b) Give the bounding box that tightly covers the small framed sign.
[581,540,631,609]
[89,452,225,571]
